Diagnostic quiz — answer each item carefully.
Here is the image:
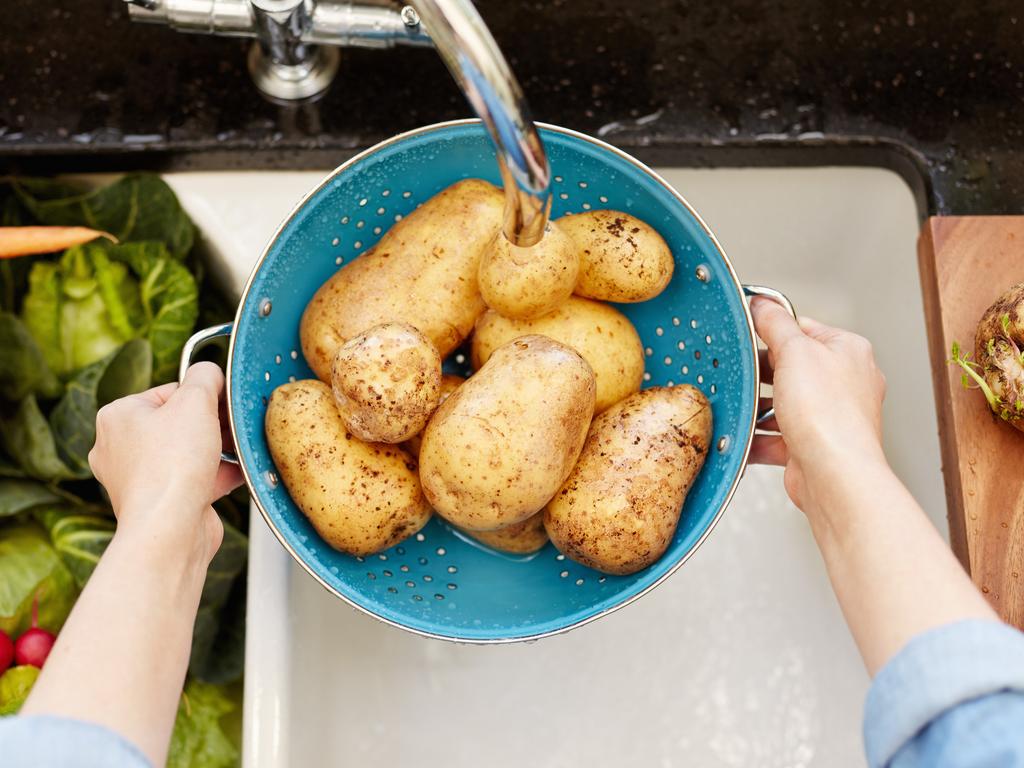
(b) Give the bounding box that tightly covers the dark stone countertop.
[2,0,1022,218]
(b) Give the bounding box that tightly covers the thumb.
[750,296,803,353]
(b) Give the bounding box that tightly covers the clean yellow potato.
[544,385,712,575]
[331,322,441,444]
[419,335,595,531]
[472,296,644,413]
[265,379,431,557]
[557,209,674,302]
[404,373,465,459]
[478,221,579,320]
[463,512,548,554]
[301,179,504,381]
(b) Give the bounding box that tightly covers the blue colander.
[182,119,792,643]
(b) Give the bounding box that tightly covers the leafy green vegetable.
[22,245,141,377]
[0,479,63,518]
[13,175,195,259]
[0,522,78,636]
[49,339,152,476]
[35,506,116,588]
[0,312,61,401]
[0,396,76,481]
[0,665,40,716]
[167,680,240,768]
[109,242,199,383]
[20,238,196,384]
[189,519,247,685]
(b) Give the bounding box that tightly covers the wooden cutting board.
[918,216,1024,629]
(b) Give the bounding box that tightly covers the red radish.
[0,629,13,671]
[14,628,56,668]
[13,592,56,668]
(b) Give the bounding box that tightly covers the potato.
[478,221,579,320]
[265,379,431,557]
[404,373,465,459]
[472,297,644,413]
[301,179,504,381]
[557,210,674,302]
[419,335,595,531]
[462,512,548,554]
[331,322,441,443]
[544,385,712,575]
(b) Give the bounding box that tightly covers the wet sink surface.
[166,166,933,768]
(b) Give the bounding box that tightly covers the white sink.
[163,165,934,768]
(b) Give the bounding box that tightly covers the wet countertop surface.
[2,0,1022,216]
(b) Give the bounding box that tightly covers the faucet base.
[247,42,340,101]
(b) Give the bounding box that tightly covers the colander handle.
[411,0,551,247]
[178,322,239,465]
[742,285,797,427]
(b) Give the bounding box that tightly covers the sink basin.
[163,165,932,768]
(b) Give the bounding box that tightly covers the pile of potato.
[265,179,713,576]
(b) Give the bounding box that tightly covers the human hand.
[89,362,243,566]
[748,297,888,519]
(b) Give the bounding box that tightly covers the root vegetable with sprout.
[949,282,1024,433]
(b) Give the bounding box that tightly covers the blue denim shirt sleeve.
[0,714,151,768]
[864,619,1024,767]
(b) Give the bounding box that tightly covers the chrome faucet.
[125,0,551,245]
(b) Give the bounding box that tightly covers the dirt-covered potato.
[478,221,579,320]
[265,379,431,557]
[331,322,442,443]
[419,335,595,531]
[953,281,1024,432]
[404,374,465,459]
[544,385,712,575]
[472,296,644,413]
[462,512,548,554]
[301,179,504,381]
[557,210,674,302]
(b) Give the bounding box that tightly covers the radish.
[12,593,57,669]
[950,282,1024,433]
[14,629,56,668]
[0,630,13,671]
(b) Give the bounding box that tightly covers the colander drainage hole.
[436,547,446,556]
[663,356,672,366]
[447,583,457,590]
[396,546,405,555]
[655,327,664,336]
[672,317,681,326]
[447,565,457,573]
[367,572,376,580]
[387,587,397,594]
[643,372,651,382]
[376,207,385,215]
[413,595,423,601]
[560,570,569,578]
[331,237,340,246]
[434,594,445,601]
[555,553,565,561]
[378,553,387,561]
[423,575,433,582]
[400,565,409,572]
[416,533,426,542]
[290,350,298,360]
[382,570,392,577]
[419,557,428,565]
[575,578,584,586]
[598,576,607,584]
[405,580,415,588]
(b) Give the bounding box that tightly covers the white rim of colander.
[227,118,761,644]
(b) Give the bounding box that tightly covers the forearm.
[21,520,207,766]
[807,460,996,676]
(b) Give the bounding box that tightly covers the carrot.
[0,226,116,258]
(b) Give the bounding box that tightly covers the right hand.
[749,297,888,518]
